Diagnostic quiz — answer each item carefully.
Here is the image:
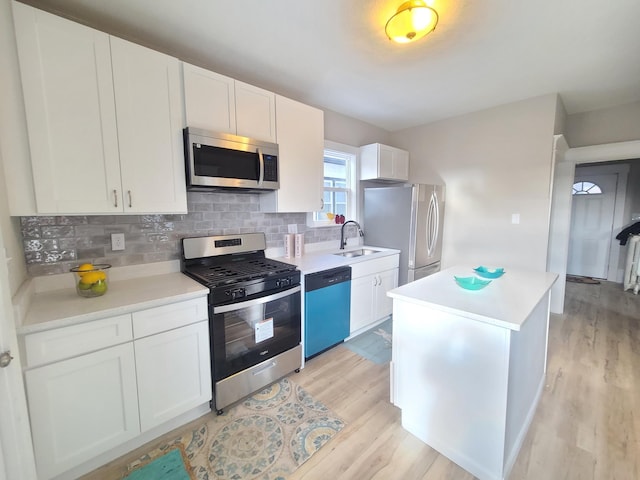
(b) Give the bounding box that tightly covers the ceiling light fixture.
[385,0,439,44]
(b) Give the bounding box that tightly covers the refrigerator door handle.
[427,192,439,257]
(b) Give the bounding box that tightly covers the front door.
[567,173,618,279]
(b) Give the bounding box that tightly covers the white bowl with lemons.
[70,263,111,298]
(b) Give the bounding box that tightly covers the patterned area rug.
[343,318,392,364]
[124,378,344,480]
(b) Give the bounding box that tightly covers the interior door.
[567,173,618,278]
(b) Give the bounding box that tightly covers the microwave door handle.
[257,147,264,186]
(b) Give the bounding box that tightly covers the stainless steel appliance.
[181,233,301,414]
[364,183,445,285]
[183,127,279,192]
[304,266,351,358]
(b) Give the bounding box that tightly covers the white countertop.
[18,272,209,335]
[273,245,400,274]
[387,265,558,331]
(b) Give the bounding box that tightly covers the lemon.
[81,271,101,284]
[76,263,95,277]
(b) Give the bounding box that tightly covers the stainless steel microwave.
[183,127,279,192]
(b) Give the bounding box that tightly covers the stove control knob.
[228,288,246,300]
[277,278,290,288]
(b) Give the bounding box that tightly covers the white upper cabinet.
[13,2,121,214]
[360,143,409,182]
[182,64,236,134]
[234,80,276,142]
[110,37,186,214]
[183,63,276,143]
[12,3,187,214]
[260,95,324,213]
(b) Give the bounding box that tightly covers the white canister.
[283,234,295,258]
[294,233,304,257]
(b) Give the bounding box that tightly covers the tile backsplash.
[20,192,342,276]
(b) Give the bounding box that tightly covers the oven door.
[211,285,301,380]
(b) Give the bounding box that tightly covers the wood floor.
[84,281,639,479]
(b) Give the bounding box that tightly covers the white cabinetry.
[349,254,399,335]
[12,3,186,215]
[183,63,276,142]
[260,95,324,213]
[360,143,409,182]
[22,297,209,480]
[133,299,211,431]
[110,37,186,214]
[23,316,138,479]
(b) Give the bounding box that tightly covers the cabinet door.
[379,145,409,181]
[25,344,139,479]
[374,268,399,321]
[111,36,187,214]
[350,275,375,334]
[260,95,324,213]
[234,80,276,142]
[183,63,236,133]
[13,2,121,214]
[135,321,212,431]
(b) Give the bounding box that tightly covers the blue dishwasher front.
[304,266,351,358]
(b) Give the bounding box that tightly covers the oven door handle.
[213,285,301,314]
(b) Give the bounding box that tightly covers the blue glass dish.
[473,266,505,279]
[454,276,491,290]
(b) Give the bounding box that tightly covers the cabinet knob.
[0,351,13,368]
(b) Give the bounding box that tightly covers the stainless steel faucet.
[340,220,364,249]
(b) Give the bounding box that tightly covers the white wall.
[566,100,640,147]
[324,108,391,147]
[390,94,559,272]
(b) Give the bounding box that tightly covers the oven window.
[212,290,301,380]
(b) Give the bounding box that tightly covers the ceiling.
[20,0,640,132]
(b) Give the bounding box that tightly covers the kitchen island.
[387,265,557,480]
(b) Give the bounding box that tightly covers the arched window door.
[572,181,602,195]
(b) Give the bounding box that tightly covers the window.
[308,141,357,227]
[572,181,602,195]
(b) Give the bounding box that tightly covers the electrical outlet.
[111,233,125,251]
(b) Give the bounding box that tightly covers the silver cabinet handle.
[0,351,13,368]
[113,189,118,208]
[128,190,132,208]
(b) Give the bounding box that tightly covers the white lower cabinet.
[25,343,140,479]
[349,255,399,335]
[22,296,210,480]
[135,321,211,431]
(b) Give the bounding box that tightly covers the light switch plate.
[111,233,125,251]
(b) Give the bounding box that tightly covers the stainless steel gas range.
[181,233,301,414]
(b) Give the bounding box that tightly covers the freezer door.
[408,262,441,282]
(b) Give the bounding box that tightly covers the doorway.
[567,172,618,279]
[566,163,630,283]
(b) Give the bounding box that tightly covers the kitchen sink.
[334,248,380,258]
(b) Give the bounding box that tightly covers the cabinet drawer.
[350,254,400,279]
[24,314,133,368]
[132,297,208,338]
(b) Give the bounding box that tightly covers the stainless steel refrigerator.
[364,183,445,285]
